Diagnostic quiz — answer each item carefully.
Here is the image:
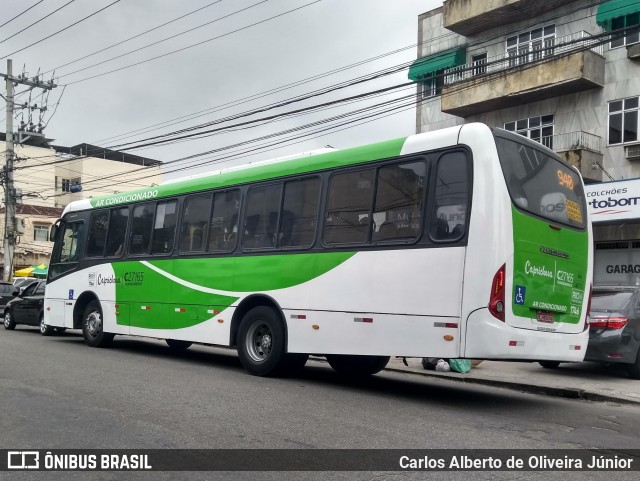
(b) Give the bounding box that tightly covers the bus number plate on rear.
[536,311,555,324]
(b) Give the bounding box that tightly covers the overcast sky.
[1,0,442,180]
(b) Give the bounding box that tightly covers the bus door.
[47,220,85,328]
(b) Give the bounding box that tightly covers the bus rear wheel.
[166,339,192,350]
[538,361,561,369]
[237,306,287,376]
[82,300,114,348]
[326,355,390,376]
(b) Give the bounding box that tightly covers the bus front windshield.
[495,135,586,230]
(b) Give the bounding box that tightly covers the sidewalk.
[384,357,640,405]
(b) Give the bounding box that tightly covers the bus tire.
[3,310,16,330]
[82,300,114,348]
[237,306,287,376]
[40,312,55,336]
[326,355,390,376]
[166,339,192,350]
[538,361,561,369]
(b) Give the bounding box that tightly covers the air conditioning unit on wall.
[625,145,640,160]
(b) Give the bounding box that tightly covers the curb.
[383,365,640,406]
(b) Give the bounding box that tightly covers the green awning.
[596,0,640,30]
[408,47,467,82]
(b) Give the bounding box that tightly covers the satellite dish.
[69,184,83,193]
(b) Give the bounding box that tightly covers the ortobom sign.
[585,179,640,222]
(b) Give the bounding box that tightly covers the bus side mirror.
[50,224,58,242]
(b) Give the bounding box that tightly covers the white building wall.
[1,141,163,273]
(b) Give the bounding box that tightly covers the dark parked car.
[13,277,37,294]
[0,281,14,313]
[3,280,63,335]
[538,286,640,379]
[585,286,640,379]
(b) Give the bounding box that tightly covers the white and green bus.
[44,123,592,376]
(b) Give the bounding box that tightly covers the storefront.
[586,179,640,286]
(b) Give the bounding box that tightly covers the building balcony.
[441,31,605,117]
[443,0,569,37]
[541,131,604,183]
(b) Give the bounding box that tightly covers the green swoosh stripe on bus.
[112,251,355,329]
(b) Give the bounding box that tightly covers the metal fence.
[544,131,602,153]
[444,31,604,85]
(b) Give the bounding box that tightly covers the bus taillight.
[489,264,506,321]
[583,284,592,332]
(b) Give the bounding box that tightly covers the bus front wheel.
[326,355,390,376]
[82,300,114,348]
[237,306,287,376]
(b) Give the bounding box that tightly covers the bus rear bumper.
[464,309,588,362]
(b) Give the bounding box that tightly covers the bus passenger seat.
[451,224,465,239]
[434,218,449,239]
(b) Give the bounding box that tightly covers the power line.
[41,0,224,76]
[14,19,615,173]
[67,0,608,146]
[36,26,624,196]
[10,0,616,171]
[1,0,122,60]
[0,0,47,30]
[62,0,323,85]
[90,43,419,145]
[0,0,76,44]
[11,0,603,155]
[57,0,270,79]
[40,95,420,199]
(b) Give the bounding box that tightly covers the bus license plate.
[536,311,555,323]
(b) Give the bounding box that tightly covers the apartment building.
[1,135,162,272]
[409,0,640,284]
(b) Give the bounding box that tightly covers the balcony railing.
[549,131,602,153]
[444,31,604,85]
[518,131,602,153]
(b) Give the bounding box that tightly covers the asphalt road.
[1,327,640,481]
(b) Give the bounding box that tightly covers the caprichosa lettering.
[524,261,553,278]
[97,274,121,286]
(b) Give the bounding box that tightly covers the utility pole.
[1,59,56,281]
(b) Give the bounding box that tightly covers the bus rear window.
[495,136,586,229]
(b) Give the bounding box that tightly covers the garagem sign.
[585,179,640,223]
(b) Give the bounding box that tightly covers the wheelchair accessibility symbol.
[514,286,526,305]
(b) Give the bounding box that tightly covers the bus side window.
[130,204,156,255]
[180,194,212,253]
[151,200,178,255]
[209,189,240,252]
[105,207,129,257]
[280,177,320,248]
[430,152,469,241]
[86,211,108,257]
[242,184,281,250]
[51,222,85,278]
[372,161,426,243]
[324,169,374,244]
